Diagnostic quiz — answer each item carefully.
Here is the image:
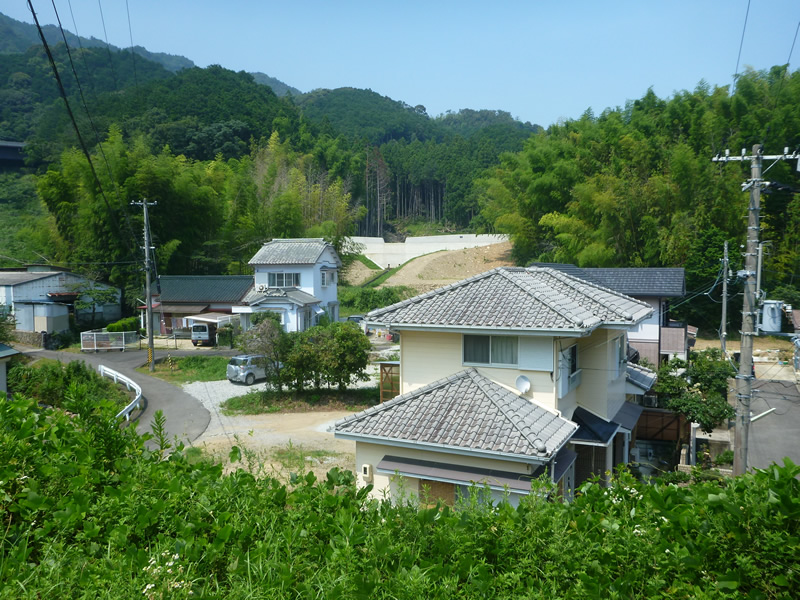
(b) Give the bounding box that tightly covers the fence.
[98,365,143,421]
[81,330,139,352]
[97,365,142,421]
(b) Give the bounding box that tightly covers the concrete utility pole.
[132,199,157,372]
[721,240,728,356]
[712,145,799,475]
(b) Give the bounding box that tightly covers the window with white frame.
[558,344,581,398]
[321,270,336,287]
[463,335,518,367]
[616,335,626,378]
[268,272,300,288]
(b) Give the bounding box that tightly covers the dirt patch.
[381,241,515,293]
[342,260,379,286]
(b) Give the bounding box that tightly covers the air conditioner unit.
[361,463,373,482]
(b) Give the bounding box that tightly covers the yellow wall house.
[334,266,655,505]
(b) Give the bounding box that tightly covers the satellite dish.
[515,375,531,395]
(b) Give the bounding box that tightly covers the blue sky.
[7,1,800,127]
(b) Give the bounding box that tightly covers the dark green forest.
[1,10,800,330]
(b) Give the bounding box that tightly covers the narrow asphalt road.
[17,345,238,445]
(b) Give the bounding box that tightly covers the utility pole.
[712,145,799,475]
[132,199,157,372]
[721,240,728,356]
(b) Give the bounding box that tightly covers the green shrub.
[106,316,140,332]
[714,449,734,466]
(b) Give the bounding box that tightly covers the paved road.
[17,345,238,445]
[749,378,800,469]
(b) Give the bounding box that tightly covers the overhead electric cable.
[26,0,137,261]
[124,0,139,89]
[48,0,139,259]
[732,0,751,95]
[96,0,119,90]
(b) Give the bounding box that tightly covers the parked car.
[227,354,266,385]
[345,314,371,335]
[191,323,216,346]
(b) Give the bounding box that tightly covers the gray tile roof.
[334,368,577,461]
[248,238,340,266]
[626,362,657,392]
[242,288,320,306]
[366,267,652,333]
[157,276,253,304]
[531,263,685,297]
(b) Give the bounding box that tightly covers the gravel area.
[182,364,384,478]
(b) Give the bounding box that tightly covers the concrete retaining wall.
[351,234,509,269]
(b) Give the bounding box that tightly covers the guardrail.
[98,365,143,421]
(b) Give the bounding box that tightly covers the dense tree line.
[474,67,800,328]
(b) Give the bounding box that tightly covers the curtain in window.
[492,336,518,365]
[464,335,490,364]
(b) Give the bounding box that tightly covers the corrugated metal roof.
[366,267,652,333]
[157,276,253,304]
[0,272,60,286]
[248,238,341,266]
[335,368,577,461]
[0,343,20,359]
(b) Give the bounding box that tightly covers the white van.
[191,323,216,346]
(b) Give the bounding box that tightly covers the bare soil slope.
[382,241,514,292]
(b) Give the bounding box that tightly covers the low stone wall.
[13,330,46,348]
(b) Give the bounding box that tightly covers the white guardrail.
[98,365,143,421]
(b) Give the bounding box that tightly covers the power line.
[49,0,139,256]
[124,0,139,90]
[732,0,751,95]
[96,0,118,91]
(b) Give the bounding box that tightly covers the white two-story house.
[334,266,654,506]
[233,238,341,332]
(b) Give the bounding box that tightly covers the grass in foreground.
[222,386,379,415]
[136,355,229,384]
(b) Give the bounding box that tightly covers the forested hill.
[0,43,173,143]
[474,69,800,329]
[249,72,302,97]
[0,12,194,72]
[296,87,437,145]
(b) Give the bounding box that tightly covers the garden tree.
[67,280,120,328]
[654,349,736,433]
[0,313,13,344]
[236,314,286,391]
[312,321,371,391]
[476,67,800,309]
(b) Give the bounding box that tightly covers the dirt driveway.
[183,369,383,479]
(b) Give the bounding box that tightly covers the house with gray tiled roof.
[532,263,690,364]
[233,238,342,332]
[142,275,254,334]
[335,266,657,504]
